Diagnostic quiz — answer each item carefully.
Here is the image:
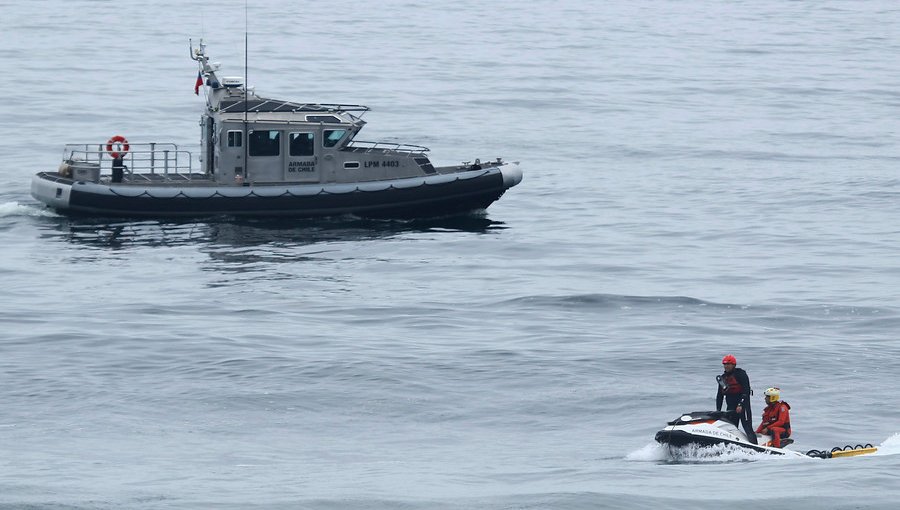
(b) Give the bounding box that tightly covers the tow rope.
[806,444,877,459]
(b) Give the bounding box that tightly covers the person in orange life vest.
[716,354,758,444]
[756,387,791,448]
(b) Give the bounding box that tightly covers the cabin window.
[289,132,315,156]
[227,130,243,148]
[344,161,360,169]
[306,115,341,123]
[323,129,347,148]
[249,130,281,156]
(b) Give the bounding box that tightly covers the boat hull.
[32,165,522,218]
[654,410,805,457]
[655,429,775,453]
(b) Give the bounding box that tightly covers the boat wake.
[626,442,794,463]
[874,433,900,456]
[627,432,900,463]
[0,201,58,218]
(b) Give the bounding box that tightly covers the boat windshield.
[324,130,347,148]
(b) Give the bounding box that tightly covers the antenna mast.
[243,0,249,184]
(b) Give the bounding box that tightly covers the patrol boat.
[30,41,522,218]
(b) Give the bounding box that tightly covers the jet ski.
[655,409,880,459]
[655,410,806,457]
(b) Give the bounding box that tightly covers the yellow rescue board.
[829,447,878,458]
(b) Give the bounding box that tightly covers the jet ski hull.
[655,410,804,456]
[655,429,778,454]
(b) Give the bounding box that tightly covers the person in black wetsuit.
[716,354,757,444]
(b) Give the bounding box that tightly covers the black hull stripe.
[655,430,783,455]
[55,173,507,218]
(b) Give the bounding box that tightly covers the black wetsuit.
[716,367,757,444]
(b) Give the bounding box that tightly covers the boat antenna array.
[243,0,249,182]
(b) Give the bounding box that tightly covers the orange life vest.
[760,401,791,432]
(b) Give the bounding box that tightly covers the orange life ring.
[106,135,130,159]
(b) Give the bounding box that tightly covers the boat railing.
[317,104,370,121]
[218,99,370,121]
[345,141,430,156]
[61,143,199,182]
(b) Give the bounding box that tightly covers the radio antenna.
[243,0,249,183]
[244,0,249,100]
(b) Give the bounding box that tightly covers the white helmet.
[764,387,781,401]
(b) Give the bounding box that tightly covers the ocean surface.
[2,1,900,508]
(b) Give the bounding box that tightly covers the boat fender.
[106,135,130,159]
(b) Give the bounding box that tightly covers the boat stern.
[31,172,72,212]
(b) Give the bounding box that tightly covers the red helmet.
[722,354,737,365]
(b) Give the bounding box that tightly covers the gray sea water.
[2,1,900,508]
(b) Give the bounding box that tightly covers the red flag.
[194,71,203,95]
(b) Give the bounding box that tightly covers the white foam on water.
[624,442,669,462]
[0,201,57,218]
[874,432,900,456]
[626,441,810,463]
